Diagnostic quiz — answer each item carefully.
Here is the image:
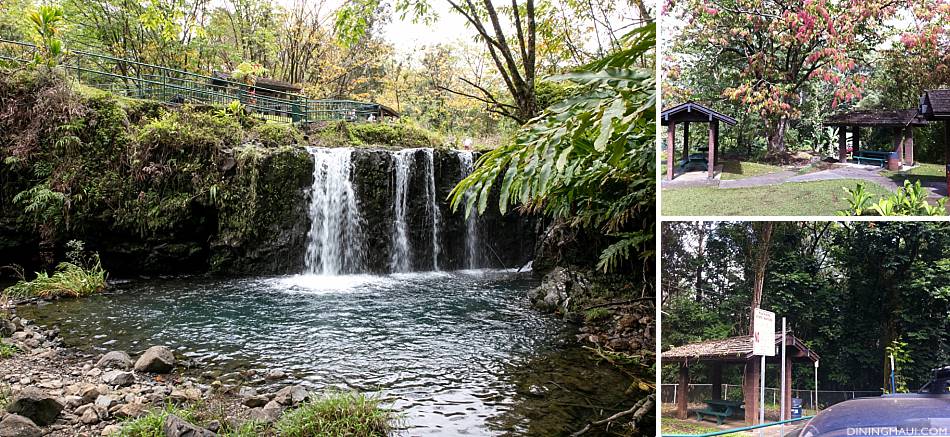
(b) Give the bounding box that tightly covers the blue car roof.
[799,396,950,437]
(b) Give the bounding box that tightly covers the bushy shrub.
[2,240,107,299]
[839,180,946,216]
[275,391,397,437]
[252,121,306,148]
[348,122,443,149]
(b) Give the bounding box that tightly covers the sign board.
[752,308,776,356]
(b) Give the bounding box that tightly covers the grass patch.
[662,179,892,216]
[0,384,10,409]
[2,255,106,299]
[0,343,19,359]
[660,417,729,435]
[276,391,398,437]
[118,403,200,437]
[584,307,612,323]
[719,160,785,180]
[882,162,945,185]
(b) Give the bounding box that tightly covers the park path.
[694,164,947,200]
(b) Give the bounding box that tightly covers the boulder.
[5,388,63,426]
[94,395,117,410]
[272,385,309,406]
[162,414,215,437]
[101,370,134,387]
[112,403,146,420]
[247,405,281,424]
[134,346,175,373]
[242,395,268,408]
[96,351,132,370]
[0,414,41,437]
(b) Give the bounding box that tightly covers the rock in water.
[0,414,41,437]
[134,346,175,373]
[5,388,64,426]
[163,414,215,437]
[96,351,132,370]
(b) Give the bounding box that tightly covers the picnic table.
[695,399,744,425]
[853,150,889,167]
[678,153,708,171]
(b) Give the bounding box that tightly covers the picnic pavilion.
[823,109,928,167]
[919,90,950,193]
[662,102,738,180]
[662,333,819,425]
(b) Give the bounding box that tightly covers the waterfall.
[423,149,441,271]
[458,151,479,269]
[390,149,414,272]
[303,147,363,275]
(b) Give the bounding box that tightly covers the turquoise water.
[19,270,635,435]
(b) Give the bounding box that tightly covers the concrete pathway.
[669,163,943,201]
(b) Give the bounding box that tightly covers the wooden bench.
[695,408,731,425]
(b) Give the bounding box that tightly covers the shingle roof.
[661,101,738,126]
[921,90,950,119]
[662,333,819,363]
[823,109,928,127]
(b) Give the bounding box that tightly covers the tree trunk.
[767,115,790,157]
[749,222,774,334]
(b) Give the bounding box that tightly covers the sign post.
[780,317,786,437]
[753,308,776,436]
[815,360,820,412]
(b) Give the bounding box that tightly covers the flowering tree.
[875,0,950,108]
[672,0,898,155]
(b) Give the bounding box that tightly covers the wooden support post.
[667,122,676,181]
[714,120,721,169]
[945,122,950,196]
[683,122,690,160]
[710,363,723,400]
[708,120,718,179]
[894,129,904,163]
[677,362,689,419]
[904,127,914,166]
[785,356,793,419]
[853,126,861,156]
[838,127,847,163]
[743,359,760,425]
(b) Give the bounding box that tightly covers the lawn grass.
[661,417,735,435]
[662,179,892,216]
[882,162,944,185]
[719,160,785,180]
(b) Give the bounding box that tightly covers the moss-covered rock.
[251,121,307,148]
[0,69,312,277]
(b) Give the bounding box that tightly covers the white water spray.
[423,149,441,271]
[391,149,414,272]
[458,151,479,269]
[304,147,363,275]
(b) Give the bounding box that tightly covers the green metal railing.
[0,39,383,123]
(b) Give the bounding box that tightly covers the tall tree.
[670,0,898,156]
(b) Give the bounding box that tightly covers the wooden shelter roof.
[662,333,819,363]
[823,109,929,127]
[661,101,737,126]
[921,90,950,120]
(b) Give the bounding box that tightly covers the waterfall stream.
[391,149,414,272]
[303,147,495,275]
[303,147,364,275]
[458,151,480,269]
[423,149,441,271]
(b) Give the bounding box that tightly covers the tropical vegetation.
[662,222,950,394]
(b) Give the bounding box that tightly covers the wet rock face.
[347,148,537,273]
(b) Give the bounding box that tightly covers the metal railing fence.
[660,383,883,410]
[0,39,382,123]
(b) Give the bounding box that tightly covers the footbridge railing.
[0,39,384,123]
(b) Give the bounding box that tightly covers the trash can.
[887,152,900,171]
[791,397,803,419]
